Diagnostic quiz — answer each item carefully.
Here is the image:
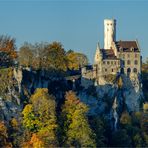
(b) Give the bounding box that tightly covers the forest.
[0,35,148,147]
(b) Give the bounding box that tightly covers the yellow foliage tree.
[66,50,88,70]
[22,88,58,147]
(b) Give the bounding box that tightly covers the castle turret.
[104,19,116,49]
[94,42,102,64]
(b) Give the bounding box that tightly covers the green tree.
[110,129,132,147]
[43,41,67,71]
[89,117,106,147]
[133,133,143,147]
[61,91,96,147]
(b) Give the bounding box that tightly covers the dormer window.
[130,47,134,51]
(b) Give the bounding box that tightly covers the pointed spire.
[94,42,102,64]
[97,42,100,51]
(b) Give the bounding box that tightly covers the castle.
[81,19,141,86]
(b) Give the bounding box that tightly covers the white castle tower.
[104,19,116,49]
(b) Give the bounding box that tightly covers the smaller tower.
[104,19,116,49]
[94,42,102,64]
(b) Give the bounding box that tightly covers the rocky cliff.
[0,68,143,127]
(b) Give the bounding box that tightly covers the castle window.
[103,61,106,64]
[107,61,110,65]
[122,60,125,65]
[127,60,131,65]
[105,69,107,72]
[111,61,113,64]
[114,61,116,65]
[127,68,131,73]
[112,69,114,72]
[127,68,131,76]
[122,54,125,59]
[133,68,137,73]
[134,60,138,65]
[135,54,138,58]
[128,54,130,58]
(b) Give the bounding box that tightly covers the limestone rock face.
[79,74,143,116]
[0,68,67,122]
[0,96,21,121]
[13,68,23,93]
[122,74,143,112]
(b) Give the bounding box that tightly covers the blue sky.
[0,0,147,63]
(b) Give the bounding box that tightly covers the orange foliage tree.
[0,35,17,67]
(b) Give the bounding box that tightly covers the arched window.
[127,60,131,65]
[127,68,131,76]
[134,60,138,65]
[127,68,131,73]
[133,68,137,73]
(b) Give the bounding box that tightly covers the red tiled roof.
[115,41,139,52]
[101,49,118,59]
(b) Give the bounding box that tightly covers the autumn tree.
[61,91,96,147]
[18,43,33,67]
[22,88,58,147]
[43,41,67,71]
[0,121,12,147]
[66,50,88,70]
[0,35,17,67]
[8,118,22,147]
[19,42,46,69]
